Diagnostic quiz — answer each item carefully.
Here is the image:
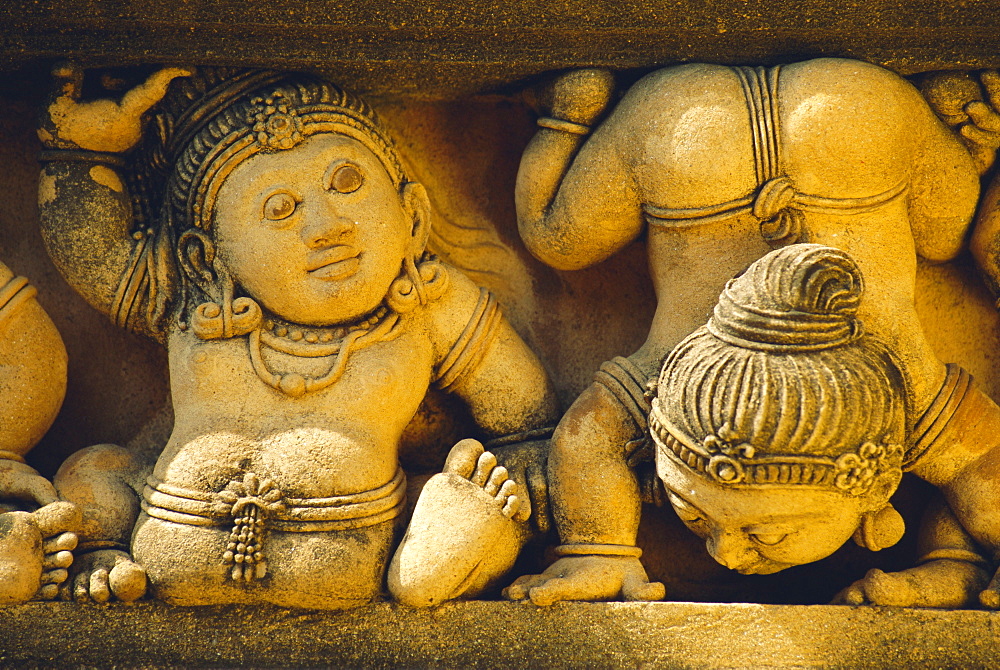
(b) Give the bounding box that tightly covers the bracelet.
[38,149,126,168]
[484,426,556,450]
[918,548,990,567]
[75,540,129,555]
[537,117,591,135]
[0,450,26,464]
[554,543,642,558]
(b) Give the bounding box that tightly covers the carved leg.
[54,444,150,602]
[388,439,528,607]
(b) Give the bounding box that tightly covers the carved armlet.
[433,287,502,392]
[906,363,972,472]
[592,356,658,467]
[38,149,126,168]
[0,274,38,330]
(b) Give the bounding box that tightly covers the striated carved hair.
[650,244,908,495]
[116,68,417,334]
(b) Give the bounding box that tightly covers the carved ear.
[401,181,431,256]
[177,229,217,292]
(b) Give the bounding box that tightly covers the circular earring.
[853,503,905,551]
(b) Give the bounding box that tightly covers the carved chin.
[736,561,791,576]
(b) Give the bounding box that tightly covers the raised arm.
[37,63,189,333]
[515,69,645,271]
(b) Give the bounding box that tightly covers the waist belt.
[142,467,406,582]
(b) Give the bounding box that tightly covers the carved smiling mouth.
[307,247,361,280]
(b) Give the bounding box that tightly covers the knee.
[553,382,637,459]
[54,444,142,540]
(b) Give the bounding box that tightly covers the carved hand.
[532,68,616,126]
[38,62,192,153]
[502,555,664,605]
[490,439,550,528]
[960,70,1000,173]
[0,460,60,507]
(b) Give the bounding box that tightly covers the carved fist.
[922,69,1000,174]
[531,69,616,126]
[961,70,1000,172]
[38,62,193,153]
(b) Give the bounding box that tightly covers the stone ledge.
[2,601,997,668]
[3,1,1000,97]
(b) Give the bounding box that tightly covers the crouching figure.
[38,64,558,608]
[510,244,991,609]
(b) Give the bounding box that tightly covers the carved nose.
[707,531,758,571]
[302,216,354,249]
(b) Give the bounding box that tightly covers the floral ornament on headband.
[251,91,304,150]
[833,442,902,496]
[702,422,756,484]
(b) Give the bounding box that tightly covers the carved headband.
[187,89,406,231]
[649,397,903,496]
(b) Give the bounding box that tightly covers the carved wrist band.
[554,543,642,558]
[537,117,591,135]
[0,450,26,464]
[75,540,129,555]
[38,149,126,168]
[484,426,556,450]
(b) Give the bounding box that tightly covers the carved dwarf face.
[656,456,892,574]
[210,133,427,326]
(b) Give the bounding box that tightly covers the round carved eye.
[330,164,363,194]
[750,532,787,546]
[263,192,296,221]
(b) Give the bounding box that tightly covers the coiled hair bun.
[656,244,906,458]
[707,243,864,352]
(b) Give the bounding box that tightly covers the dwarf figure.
[508,59,1000,607]
[652,245,987,608]
[38,64,558,608]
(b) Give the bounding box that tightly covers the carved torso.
[158,319,434,498]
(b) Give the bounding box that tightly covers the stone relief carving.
[506,58,1000,608]
[650,243,988,609]
[35,64,558,608]
[0,260,78,605]
[5,53,1000,615]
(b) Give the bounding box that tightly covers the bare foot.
[32,501,81,600]
[833,560,989,609]
[0,501,79,605]
[63,548,147,604]
[389,439,525,607]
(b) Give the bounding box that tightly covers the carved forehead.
[659,457,865,522]
[219,133,394,190]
